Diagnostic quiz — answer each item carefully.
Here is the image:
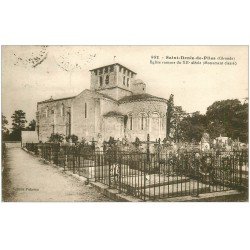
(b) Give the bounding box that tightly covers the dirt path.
[2,148,111,202]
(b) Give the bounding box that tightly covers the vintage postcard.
[1,45,248,202]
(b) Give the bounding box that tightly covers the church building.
[36,63,167,142]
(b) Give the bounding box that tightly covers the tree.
[206,99,247,141]
[172,106,186,142]
[235,102,248,142]
[166,94,175,138]
[179,112,207,142]
[166,104,187,142]
[206,120,226,139]
[9,110,27,141]
[166,94,188,142]
[26,119,36,131]
[2,114,9,141]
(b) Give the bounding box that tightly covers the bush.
[66,134,78,143]
[48,133,65,143]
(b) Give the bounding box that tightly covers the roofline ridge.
[90,62,137,74]
[37,95,76,104]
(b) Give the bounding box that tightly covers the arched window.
[61,103,65,117]
[123,76,126,85]
[105,75,109,84]
[128,114,133,130]
[99,76,103,86]
[140,113,147,130]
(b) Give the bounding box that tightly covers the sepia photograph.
[1,45,248,202]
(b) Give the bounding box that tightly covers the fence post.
[196,154,200,196]
[94,152,97,182]
[64,146,67,171]
[118,154,122,194]
[147,134,150,162]
[239,150,243,190]
[72,146,76,174]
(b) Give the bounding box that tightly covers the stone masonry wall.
[119,100,167,141]
[71,90,96,141]
[37,98,74,142]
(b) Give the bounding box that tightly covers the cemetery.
[24,132,248,201]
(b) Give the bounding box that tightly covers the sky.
[2,45,248,128]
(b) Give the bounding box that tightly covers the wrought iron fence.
[25,143,248,201]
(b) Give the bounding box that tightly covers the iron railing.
[25,143,248,201]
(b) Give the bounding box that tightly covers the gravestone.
[200,132,210,151]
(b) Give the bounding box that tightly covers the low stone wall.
[3,141,21,148]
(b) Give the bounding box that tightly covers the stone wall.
[119,100,167,141]
[71,90,96,141]
[97,87,132,100]
[130,79,146,94]
[90,69,117,90]
[102,116,124,141]
[37,97,74,142]
[90,64,136,99]
[21,131,38,145]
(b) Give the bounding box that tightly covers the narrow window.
[110,65,114,72]
[105,75,109,84]
[131,73,134,78]
[99,76,103,86]
[85,103,87,118]
[127,71,129,76]
[141,116,144,130]
[94,70,97,75]
[130,116,133,130]
[99,68,103,75]
[127,78,129,87]
[119,66,122,72]
[61,104,65,116]
[123,68,126,74]
[104,67,108,73]
[123,76,126,85]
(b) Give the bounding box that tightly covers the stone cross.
[142,134,156,161]
[89,137,97,150]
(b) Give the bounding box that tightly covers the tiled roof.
[37,96,75,104]
[38,90,117,105]
[94,91,117,102]
[103,111,125,117]
[118,93,167,104]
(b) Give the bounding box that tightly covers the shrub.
[66,134,78,143]
[48,133,65,143]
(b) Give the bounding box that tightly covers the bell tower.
[90,63,137,100]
